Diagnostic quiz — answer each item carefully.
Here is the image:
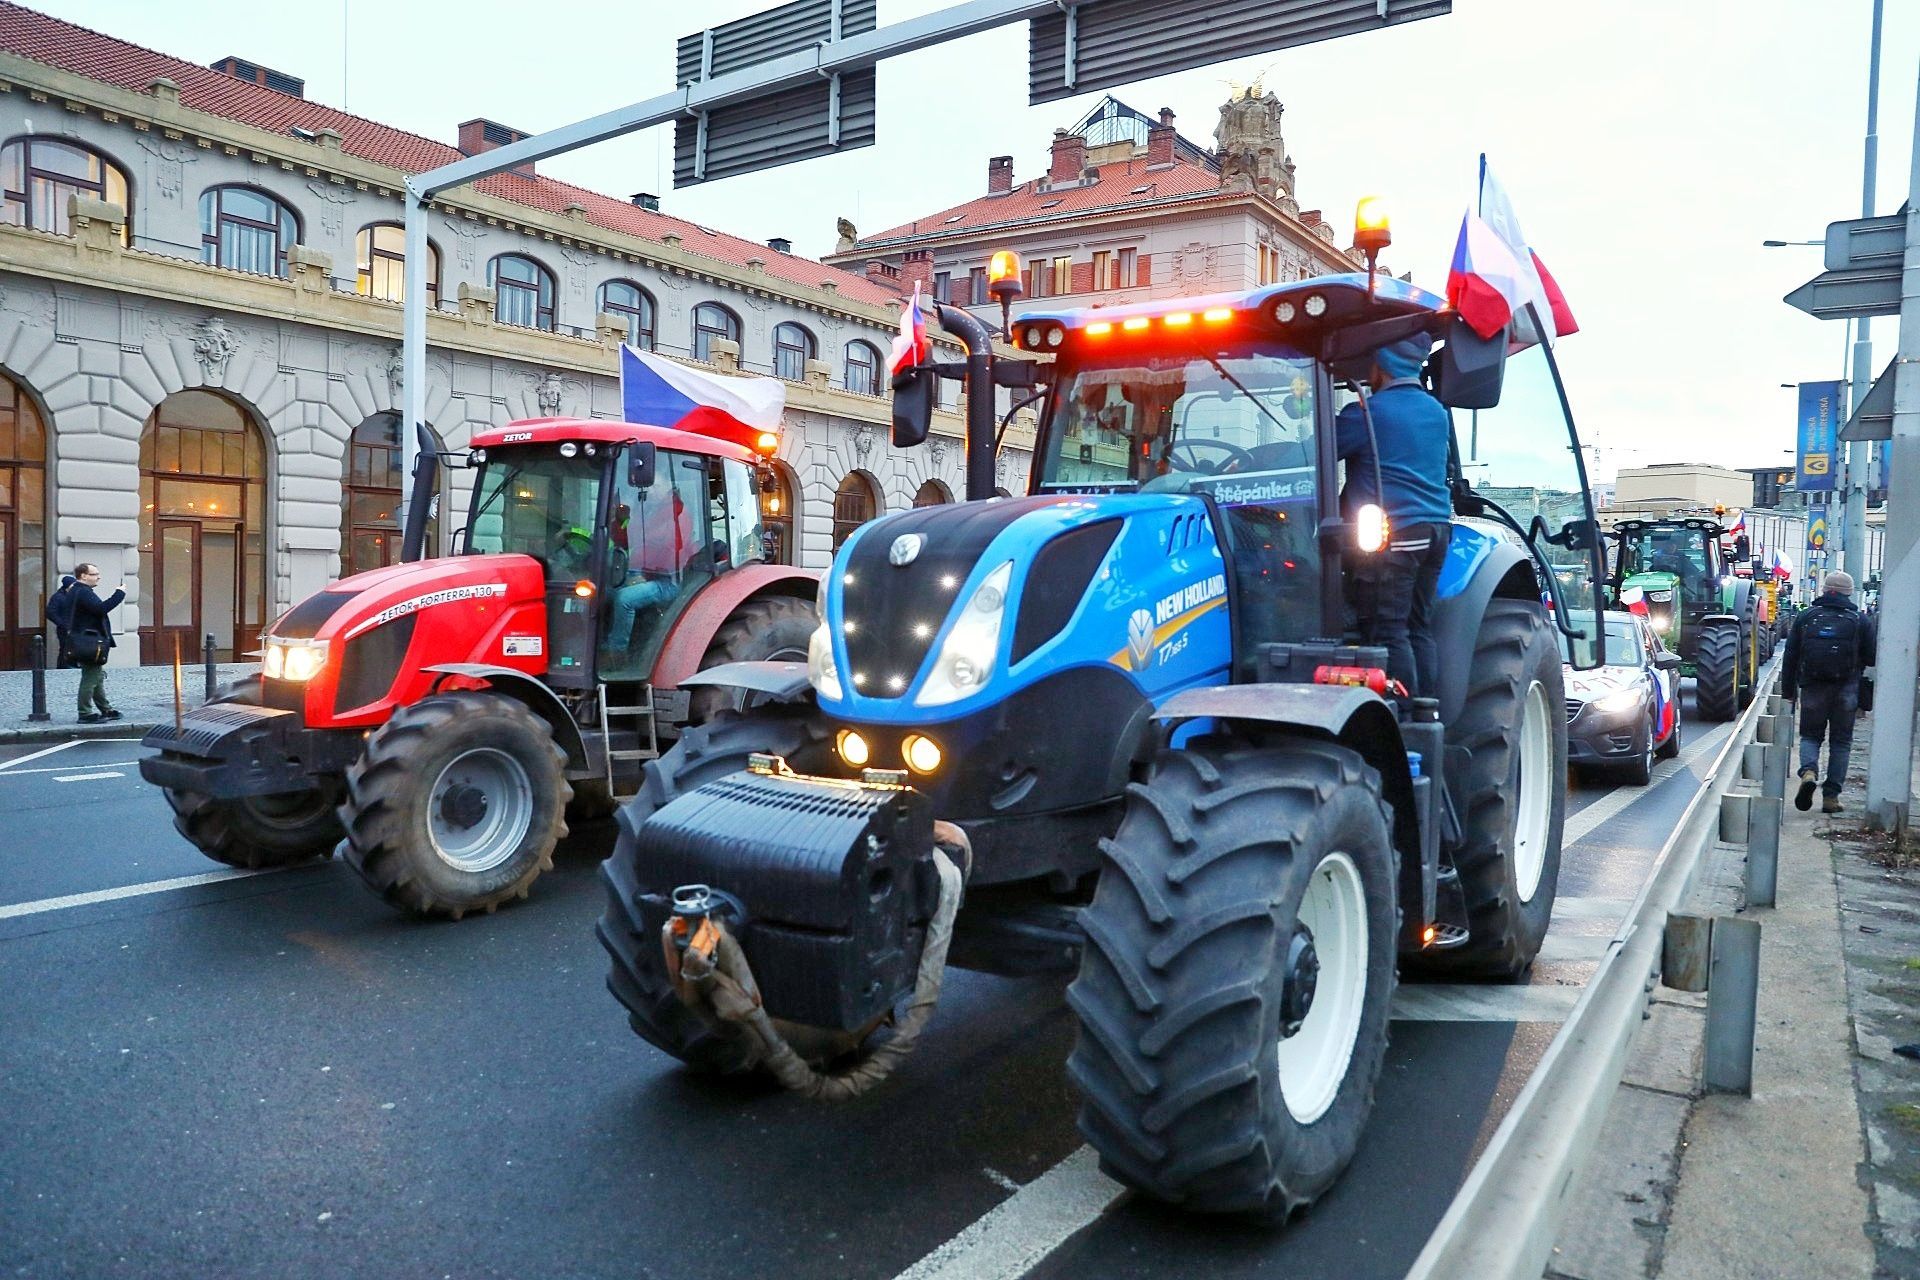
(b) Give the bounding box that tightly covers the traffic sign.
[1839,359,1896,441]
[1028,0,1451,104]
[1783,265,1903,321]
[1824,207,1907,271]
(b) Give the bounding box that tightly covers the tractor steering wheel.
[1166,438,1256,476]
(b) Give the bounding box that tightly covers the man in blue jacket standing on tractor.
[1336,335,1454,699]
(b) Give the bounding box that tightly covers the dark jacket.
[67,582,125,654]
[1335,380,1454,528]
[1781,591,1875,700]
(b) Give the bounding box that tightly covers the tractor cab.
[1607,517,1760,719]
[1611,518,1727,635]
[461,420,772,686]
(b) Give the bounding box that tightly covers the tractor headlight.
[915,561,1014,708]
[807,622,843,701]
[1591,687,1642,715]
[1649,614,1673,634]
[263,636,328,682]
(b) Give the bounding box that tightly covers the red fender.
[651,563,818,690]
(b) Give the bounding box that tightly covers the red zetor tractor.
[138,417,816,918]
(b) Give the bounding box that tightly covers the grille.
[1565,699,1582,723]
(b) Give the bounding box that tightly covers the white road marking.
[0,868,282,920]
[0,760,140,777]
[52,771,126,783]
[1389,984,1583,1023]
[892,1146,1124,1280]
[1562,717,1735,846]
[0,740,86,772]
[1550,895,1636,922]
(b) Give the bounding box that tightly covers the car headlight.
[807,621,843,701]
[1591,687,1642,715]
[263,637,328,682]
[915,561,1013,708]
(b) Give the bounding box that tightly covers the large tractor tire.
[338,691,571,920]
[163,785,343,870]
[1066,737,1398,1222]
[596,703,834,1074]
[1693,621,1742,723]
[1419,600,1566,979]
[686,595,816,723]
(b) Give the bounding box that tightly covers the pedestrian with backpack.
[1781,569,1876,813]
[44,572,77,668]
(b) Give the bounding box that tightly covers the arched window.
[341,412,442,576]
[355,223,440,306]
[761,461,799,566]
[773,322,816,382]
[913,480,952,508]
[598,279,656,350]
[488,254,556,331]
[0,371,48,669]
[845,340,882,396]
[1,136,130,241]
[138,390,269,663]
[693,303,741,363]
[832,471,881,551]
[199,185,298,277]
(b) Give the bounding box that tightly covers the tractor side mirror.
[627,441,658,490]
[1434,315,1507,410]
[1548,518,1601,552]
[892,367,936,448]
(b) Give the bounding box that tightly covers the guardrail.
[1406,659,1782,1279]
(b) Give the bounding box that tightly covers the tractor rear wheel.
[1418,600,1566,978]
[1067,737,1397,1221]
[164,785,343,870]
[1693,622,1742,722]
[596,704,834,1073]
[338,692,570,919]
[686,595,816,723]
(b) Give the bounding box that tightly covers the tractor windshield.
[464,445,604,577]
[1617,526,1718,608]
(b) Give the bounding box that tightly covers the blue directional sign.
[1796,380,1841,493]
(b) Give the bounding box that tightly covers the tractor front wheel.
[338,692,570,919]
[1067,737,1397,1221]
[164,785,343,870]
[597,704,834,1073]
[1418,600,1565,978]
[1693,622,1742,722]
[687,595,817,722]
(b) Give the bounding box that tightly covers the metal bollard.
[27,633,49,722]
[1767,694,1786,718]
[1746,796,1781,908]
[1755,714,1776,744]
[1720,793,1752,844]
[1762,740,1789,801]
[1743,743,1766,781]
[1662,912,1713,993]
[1704,915,1763,1094]
[202,633,217,705]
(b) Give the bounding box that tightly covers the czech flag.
[1477,159,1580,339]
[1446,212,1527,340]
[889,283,931,378]
[1726,512,1746,538]
[619,346,784,451]
[1619,585,1650,618]
[1770,548,1795,581]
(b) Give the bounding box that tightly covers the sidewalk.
[0,661,258,743]
[1549,704,1920,1280]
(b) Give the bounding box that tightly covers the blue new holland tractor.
[597,263,1608,1221]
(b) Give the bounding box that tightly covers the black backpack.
[1798,607,1860,683]
[45,583,74,631]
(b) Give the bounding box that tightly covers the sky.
[31,0,1920,482]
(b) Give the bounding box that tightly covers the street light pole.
[1841,0,1884,585]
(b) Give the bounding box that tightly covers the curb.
[0,721,160,745]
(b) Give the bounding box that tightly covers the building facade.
[0,1,1029,667]
[823,93,1367,325]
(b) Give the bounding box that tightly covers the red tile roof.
[859,154,1231,246]
[0,1,900,307]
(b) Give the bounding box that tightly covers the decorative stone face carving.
[192,317,240,380]
[928,439,947,467]
[536,370,565,415]
[386,346,405,397]
[851,425,875,458]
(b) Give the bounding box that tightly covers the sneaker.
[99,708,123,721]
[1795,768,1817,812]
[1823,794,1844,815]
[77,712,103,724]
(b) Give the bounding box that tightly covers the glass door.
[148,519,200,665]
[0,508,13,669]
[201,525,238,660]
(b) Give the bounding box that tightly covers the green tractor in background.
[1608,518,1760,721]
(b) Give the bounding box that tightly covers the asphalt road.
[0,691,1732,1280]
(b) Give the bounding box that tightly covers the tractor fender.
[1726,577,1755,619]
[651,565,819,691]
[677,659,813,702]
[1430,541,1539,725]
[1698,613,1740,628]
[423,663,588,771]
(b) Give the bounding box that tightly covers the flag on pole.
[620,346,784,450]
[1477,158,1579,338]
[1445,212,1528,340]
[1770,548,1795,581]
[889,283,931,378]
[1619,585,1650,618]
